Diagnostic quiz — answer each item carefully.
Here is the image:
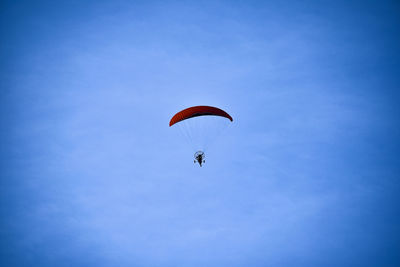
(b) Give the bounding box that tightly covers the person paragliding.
[194,151,205,167]
[169,105,233,167]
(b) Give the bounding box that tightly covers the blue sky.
[1,0,399,266]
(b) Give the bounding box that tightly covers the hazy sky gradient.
[1,1,399,266]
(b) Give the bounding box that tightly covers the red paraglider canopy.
[169,106,233,126]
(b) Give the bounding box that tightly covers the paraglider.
[194,151,205,167]
[169,105,233,166]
